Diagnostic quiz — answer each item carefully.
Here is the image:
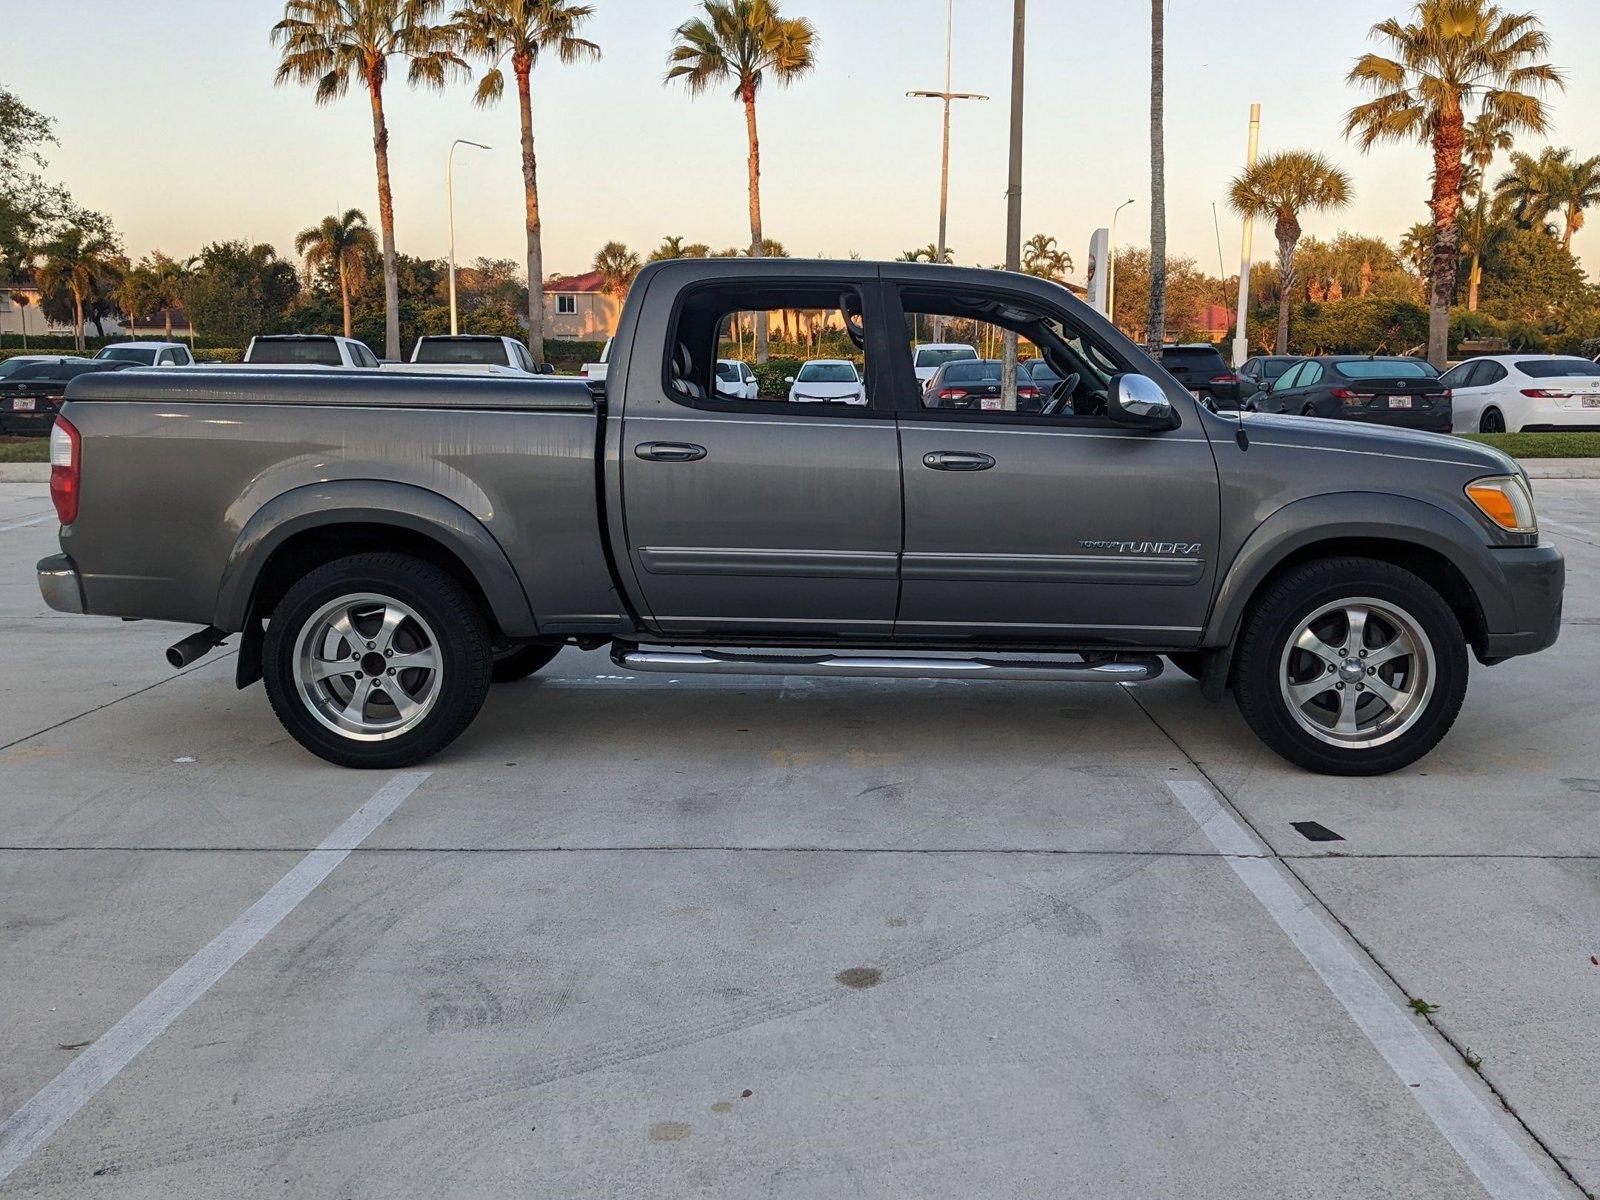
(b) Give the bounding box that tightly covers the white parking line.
[0,771,431,1185]
[1166,781,1565,1200]
[1539,518,1597,541]
[0,513,53,533]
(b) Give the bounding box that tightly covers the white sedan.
[1442,354,1600,433]
[787,359,866,405]
[715,358,759,399]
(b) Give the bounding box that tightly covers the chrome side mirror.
[1108,373,1176,429]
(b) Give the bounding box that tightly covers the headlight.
[1465,474,1537,535]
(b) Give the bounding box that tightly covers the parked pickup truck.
[404,335,555,376]
[39,259,1563,775]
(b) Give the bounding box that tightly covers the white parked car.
[94,341,194,367]
[787,359,866,405]
[912,342,978,387]
[715,358,759,399]
[580,338,612,383]
[243,335,380,368]
[1442,354,1600,433]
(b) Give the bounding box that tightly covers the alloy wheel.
[292,592,442,741]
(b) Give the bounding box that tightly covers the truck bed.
[67,367,596,410]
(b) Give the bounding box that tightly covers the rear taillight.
[1208,373,1239,385]
[1521,388,1569,398]
[50,416,80,525]
[1018,386,1042,399]
[1332,388,1363,407]
[938,388,969,400]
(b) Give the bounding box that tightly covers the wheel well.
[1243,537,1487,649]
[247,522,499,636]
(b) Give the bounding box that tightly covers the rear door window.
[1517,358,1600,378]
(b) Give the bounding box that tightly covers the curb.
[0,464,49,483]
[1522,459,1600,480]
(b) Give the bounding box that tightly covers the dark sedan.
[1258,356,1450,432]
[0,359,133,436]
[923,359,1047,411]
[1157,344,1242,410]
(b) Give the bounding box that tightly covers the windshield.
[1518,358,1600,378]
[716,362,740,381]
[797,362,858,383]
[1163,349,1227,370]
[413,339,508,366]
[915,345,977,369]
[0,359,59,379]
[943,362,1004,383]
[96,347,158,364]
[1337,360,1436,379]
[248,339,342,366]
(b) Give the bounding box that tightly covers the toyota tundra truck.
[37,258,1564,775]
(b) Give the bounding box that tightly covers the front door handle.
[922,450,995,472]
[635,441,707,463]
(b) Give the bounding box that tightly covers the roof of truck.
[65,366,597,411]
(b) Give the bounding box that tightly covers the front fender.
[1203,491,1510,647]
[212,480,539,637]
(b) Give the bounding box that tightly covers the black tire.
[1231,557,1468,776]
[1478,407,1506,434]
[1301,404,1318,418]
[1166,652,1204,681]
[262,553,492,769]
[492,643,561,683]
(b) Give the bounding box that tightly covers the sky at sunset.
[9,0,1600,280]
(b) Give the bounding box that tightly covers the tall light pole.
[1232,103,1261,368]
[1106,198,1134,331]
[447,139,491,337]
[908,0,988,264]
[1000,0,1025,408]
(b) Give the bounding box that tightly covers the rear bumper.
[0,409,58,437]
[1478,542,1564,662]
[37,553,85,614]
[1342,408,1451,433]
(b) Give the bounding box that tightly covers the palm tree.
[1494,147,1564,230]
[1022,233,1072,281]
[114,265,162,338]
[1398,221,1433,294]
[666,0,817,363]
[1344,0,1561,368]
[37,228,120,351]
[1146,0,1166,351]
[1229,151,1352,354]
[296,208,381,337]
[649,235,690,262]
[1462,113,1513,311]
[901,243,954,264]
[452,0,599,363]
[592,240,641,304]
[273,0,466,360]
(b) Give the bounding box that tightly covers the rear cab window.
[249,339,343,366]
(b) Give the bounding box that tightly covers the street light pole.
[1106,197,1135,330]
[1000,0,1025,408]
[908,0,987,264]
[447,138,491,337]
[1232,103,1261,368]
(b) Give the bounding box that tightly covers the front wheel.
[1478,407,1506,434]
[1231,557,1468,775]
[263,553,493,768]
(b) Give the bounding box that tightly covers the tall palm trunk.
[1562,206,1577,252]
[367,70,401,361]
[1467,190,1487,312]
[515,56,546,363]
[1145,0,1167,351]
[72,290,85,351]
[1425,108,1466,369]
[741,80,768,363]
[1274,213,1300,354]
[338,257,354,338]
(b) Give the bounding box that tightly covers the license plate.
[12,397,35,411]
[1388,395,1412,409]
[1584,397,1600,409]
[980,397,1003,411]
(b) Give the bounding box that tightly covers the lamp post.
[1106,197,1135,330]
[447,138,491,337]
[907,0,988,265]
[1232,103,1261,368]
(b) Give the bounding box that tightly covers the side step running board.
[612,645,1163,683]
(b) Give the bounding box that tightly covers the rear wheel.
[1478,407,1506,433]
[492,643,561,682]
[263,553,492,768]
[1232,557,1468,775]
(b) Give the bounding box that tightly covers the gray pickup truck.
[38,259,1563,775]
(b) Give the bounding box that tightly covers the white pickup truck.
[405,335,553,376]
[242,335,380,368]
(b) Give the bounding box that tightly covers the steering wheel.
[840,292,867,349]
[1039,372,1081,416]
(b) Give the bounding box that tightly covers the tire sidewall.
[263,555,491,768]
[1234,560,1468,775]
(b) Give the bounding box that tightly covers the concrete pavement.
[1,479,1595,1198]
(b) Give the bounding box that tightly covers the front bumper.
[1479,542,1564,662]
[37,553,85,614]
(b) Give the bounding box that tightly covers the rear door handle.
[922,450,995,472]
[635,441,707,462]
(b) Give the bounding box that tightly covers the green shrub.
[753,358,804,397]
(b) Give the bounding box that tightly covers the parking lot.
[1,475,1596,1198]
